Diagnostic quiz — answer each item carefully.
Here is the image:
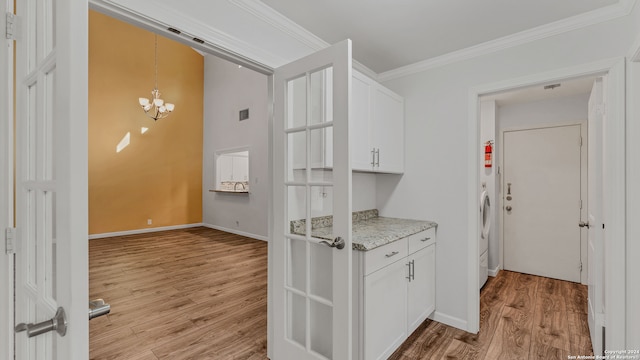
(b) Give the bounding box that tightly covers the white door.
[587,78,604,356]
[13,0,88,359]
[503,125,582,282]
[272,40,352,359]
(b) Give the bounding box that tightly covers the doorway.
[87,8,272,359]
[468,59,626,352]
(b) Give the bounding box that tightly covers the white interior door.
[503,125,582,282]
[587,78,604,356]
[272,39,352,360]
[13,0,88,359]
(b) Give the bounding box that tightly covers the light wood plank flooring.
[389,270,593,360]
[90,228,592,359]
[89,227,268,360]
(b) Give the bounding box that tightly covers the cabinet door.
[351,71,374,171]
[364,259,408,360]
[373,87,404,173]
[407,244,436,335]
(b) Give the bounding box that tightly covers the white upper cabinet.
[300,69,405,173]
[351,72,374,171]
[352,70,405,174]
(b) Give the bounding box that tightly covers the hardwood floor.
[89,227,268,360]
[389,270,593,360]
[90,228,592,360]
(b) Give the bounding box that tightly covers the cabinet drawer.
[363,238,408,275]
[408,227,436,255]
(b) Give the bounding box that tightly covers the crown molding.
[378,0,637,82]
[229,0,328,51]
[228,0,379,77]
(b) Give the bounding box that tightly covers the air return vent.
[167,27,181,34]
[192,37,205,44]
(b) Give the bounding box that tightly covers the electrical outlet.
[147,219,152,225]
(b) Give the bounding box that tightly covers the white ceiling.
[259,0,620,73]
[481,76,598,107]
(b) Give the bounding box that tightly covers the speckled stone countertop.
[290,209,437,251]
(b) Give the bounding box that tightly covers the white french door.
[272,40,353,359]
[13,0,88,359]
[587,77,604,356]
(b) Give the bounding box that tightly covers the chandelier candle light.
[138,34,175,121]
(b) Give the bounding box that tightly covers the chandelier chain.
[154,34,158,90]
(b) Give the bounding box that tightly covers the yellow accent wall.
[89,11,203,235]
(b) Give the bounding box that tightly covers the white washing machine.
[479,189,491,289]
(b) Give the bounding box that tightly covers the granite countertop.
[290,209,437,251]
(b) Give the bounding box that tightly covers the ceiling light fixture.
[138,34,175,121]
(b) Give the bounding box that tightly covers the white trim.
[629,33,640,62]
[379,1,636,82]
[468,58,626,343]
[431,311,467,331]
[488,266,500,277]
[202,223,269,242]
[228,0,326,51]
[602,59,626,350]
[0,0,15,358]
[626,55,640,349]
[88,223,205,240]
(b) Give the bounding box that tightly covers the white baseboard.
[430,311,468,332]
[88,223,205,240]
[489,266,501,277]
[202,223,268,242]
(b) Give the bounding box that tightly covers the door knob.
[15,307,67,338]
[505,205,512,211]
[89,299,111,320]
[320,236,345,250]
[579,221,590,228]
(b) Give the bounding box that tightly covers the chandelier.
[138,34,175,121]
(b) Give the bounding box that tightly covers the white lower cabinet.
[364,259,408,360]
[407,244,436,335]
[353,228,436,360]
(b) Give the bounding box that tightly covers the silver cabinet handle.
[385,251,399,258]
[406,260,415,281]
[420,237,431,242]
[15,307,67,338]
[371,148,376,166]
[375,148,380,167]
[89,299,111,320]
[320,237,345,250]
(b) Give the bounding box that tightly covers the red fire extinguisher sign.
[484,141,493,168]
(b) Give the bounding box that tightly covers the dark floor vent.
[167,27,181,34]
[192,37,205,44]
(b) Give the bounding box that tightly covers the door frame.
[468,57,626,349]
[499,122,587,284]
[1,0,15,358]
[626,38,640,349]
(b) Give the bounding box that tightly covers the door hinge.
[579,262,583,272]
[5,227,16,254]
[5,12,16,40]
[580,199,583,209]
[579,136,583,147]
